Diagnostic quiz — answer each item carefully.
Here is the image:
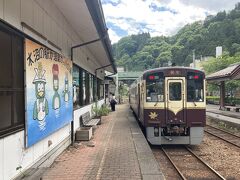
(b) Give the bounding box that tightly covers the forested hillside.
[112,3,240,71]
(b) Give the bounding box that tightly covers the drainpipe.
[70,35,107,146]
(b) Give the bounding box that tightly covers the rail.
[205,125,240,148]
[161,147,186,180]
[160,146,225,180]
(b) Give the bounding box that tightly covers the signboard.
[25,39,73,147]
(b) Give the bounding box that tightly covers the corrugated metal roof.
[206,63,240,82]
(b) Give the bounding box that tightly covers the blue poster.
[25,39,73,147]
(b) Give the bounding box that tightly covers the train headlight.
[154,127,159,137]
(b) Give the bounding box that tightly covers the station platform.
[41,104,165,180]
[206,104,240,127]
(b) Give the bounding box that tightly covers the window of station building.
[0,26,24,137]
[85,72,90,105]
[73,65,80,108]
[73,65,84,108]
[97,78,100,100]
[89,74,94,103]
[187,72,204,102]
[73,66,93,107]
[97,78,104,99]
[99,80,104,99]
[93,77,97,101]
[82,70,86,106]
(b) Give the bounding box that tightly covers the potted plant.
[92,102,101,118]
[91,103,110,124]
[99,104,111,116]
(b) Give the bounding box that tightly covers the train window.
[187,73,204,102]
[169,82,182,101]
[146,73,164,102]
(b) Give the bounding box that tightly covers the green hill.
[112,3,240,71]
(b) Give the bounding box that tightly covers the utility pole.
[192,49,195,68]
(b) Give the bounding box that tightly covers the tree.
[230,43,240,55]
[171,45,184,65]
[157,51,172,67]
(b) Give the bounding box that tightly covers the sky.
[101,0,240,43]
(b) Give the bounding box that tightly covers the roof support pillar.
[219,81,225,110]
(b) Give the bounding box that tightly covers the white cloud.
[108,28,121,43]
[178,0,239,12]
[102,0,239,43]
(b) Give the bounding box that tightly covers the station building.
[0,0,116,179]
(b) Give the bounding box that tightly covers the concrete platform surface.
[207,104,240,119]
[207,104,240,126]
[40,104,165,180]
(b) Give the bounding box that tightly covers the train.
[129,67,206,145]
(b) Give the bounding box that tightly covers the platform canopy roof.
[118,72,143,81]
[53,0,117,74]
[206,63,240,82]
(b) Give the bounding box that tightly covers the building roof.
[118,72,143,80]
[53,0,116,73]
[108,71,142,80]
[206,63,240,82]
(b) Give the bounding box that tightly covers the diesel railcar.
[129,67,206,145]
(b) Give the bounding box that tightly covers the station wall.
[0,0,105,179]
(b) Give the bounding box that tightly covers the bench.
[76,112,101,141]
[80,111,101,127]
[224,106,240,112]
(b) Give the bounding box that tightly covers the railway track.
[159,145,225,180]
[205,125,240,148]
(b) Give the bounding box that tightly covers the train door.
[165,77,186,124]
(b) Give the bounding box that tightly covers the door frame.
[165,77,186,123]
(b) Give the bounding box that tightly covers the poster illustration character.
[63,72,70,102]
[52,64,61,109]
[32,62,49,130]
[25,39,73,147]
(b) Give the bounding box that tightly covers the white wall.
[0,0,105,179]
[0,125,70,180]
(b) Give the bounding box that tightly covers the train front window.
[146,73,164,102]
[187,73,204,102]
[169,82,182,101]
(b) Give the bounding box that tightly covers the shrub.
[206,96,220,104]
[206,96,240,105]
[92,103,110,117]
[99,104,111,116]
